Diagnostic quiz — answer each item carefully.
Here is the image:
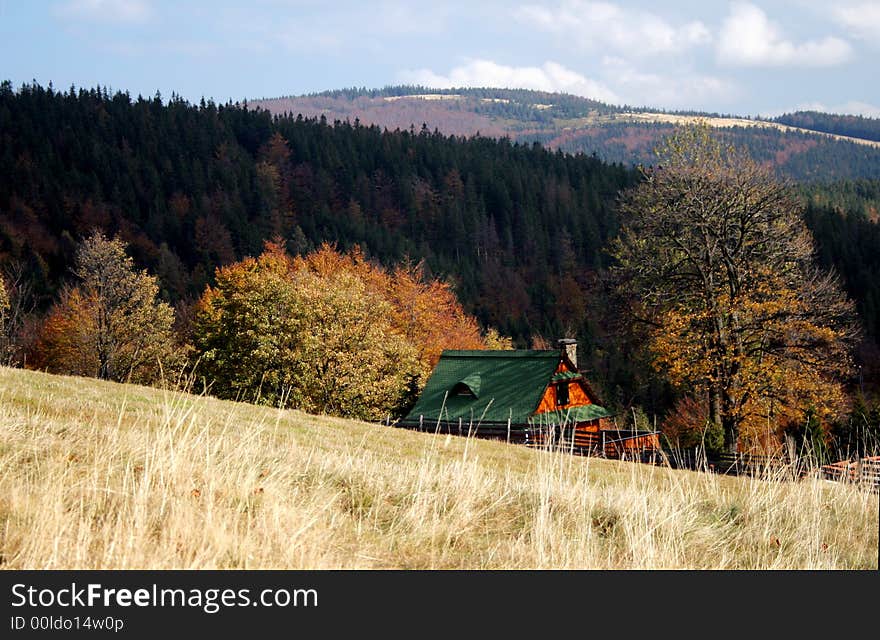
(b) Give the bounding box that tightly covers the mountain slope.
[251,87,880,182]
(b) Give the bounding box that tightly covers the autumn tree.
[34,232,182,384]
[192,242,419,418]
[256,132,297,238]
[288,245,507,399]
[192,241,506,419]
[293,249,487,374]
[612,124,858,453]
[192,243,300,403]
[284,266,419,419]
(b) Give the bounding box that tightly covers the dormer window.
[451,373,481,399]
[452,382,476,397]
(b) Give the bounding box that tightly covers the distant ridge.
[250,86,880,182]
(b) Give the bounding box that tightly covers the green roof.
[401,349,609,427]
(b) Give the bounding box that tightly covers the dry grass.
[0,366,876,569]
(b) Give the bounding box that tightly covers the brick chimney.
[557,338,577,369]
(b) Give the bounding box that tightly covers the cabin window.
[556,382,569,406]
[452,382,476,398]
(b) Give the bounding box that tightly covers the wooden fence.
[402,419,879,490]
[661,448,880,490]
[662,450,790,476]
[819,456,880,491]
[526,426,662,460]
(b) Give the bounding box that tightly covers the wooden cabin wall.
[534,381,593,414]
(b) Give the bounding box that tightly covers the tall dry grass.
[0,366,876,569]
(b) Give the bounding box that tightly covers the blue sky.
[1,0,879,117]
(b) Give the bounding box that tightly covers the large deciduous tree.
[34,232,183,383]
[611,124,858,453]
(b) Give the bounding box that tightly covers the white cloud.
[55,0,153,23]
[718,3,852,67]
[514,1,711,56]
[398,59,621,104]
[832,3,880,43]
[600,57,738,109]
[397,58,738,112]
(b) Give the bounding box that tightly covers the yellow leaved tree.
[33,232,183,384]
[612,124,858,453]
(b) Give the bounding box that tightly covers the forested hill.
[0,82,636,381]
[2,82,880,405]
[252,86,880,182]
[773,111,880,143]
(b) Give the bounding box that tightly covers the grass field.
[0,366,876,569]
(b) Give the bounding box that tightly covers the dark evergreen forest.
[774,110,880,143]
[2,81,879,417]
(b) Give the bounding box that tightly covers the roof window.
[451,373,481,398]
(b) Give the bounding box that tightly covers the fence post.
[507,418,511,444]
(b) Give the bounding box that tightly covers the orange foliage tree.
[292,247,488,373]
[193,241,506,419]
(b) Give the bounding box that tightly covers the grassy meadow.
[0,366,876,570]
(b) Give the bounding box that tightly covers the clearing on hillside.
[0,367,876,569]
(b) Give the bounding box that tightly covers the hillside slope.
[251,87,880,182]
[0,367,876,569]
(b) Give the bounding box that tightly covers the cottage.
[398,339,660,458]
